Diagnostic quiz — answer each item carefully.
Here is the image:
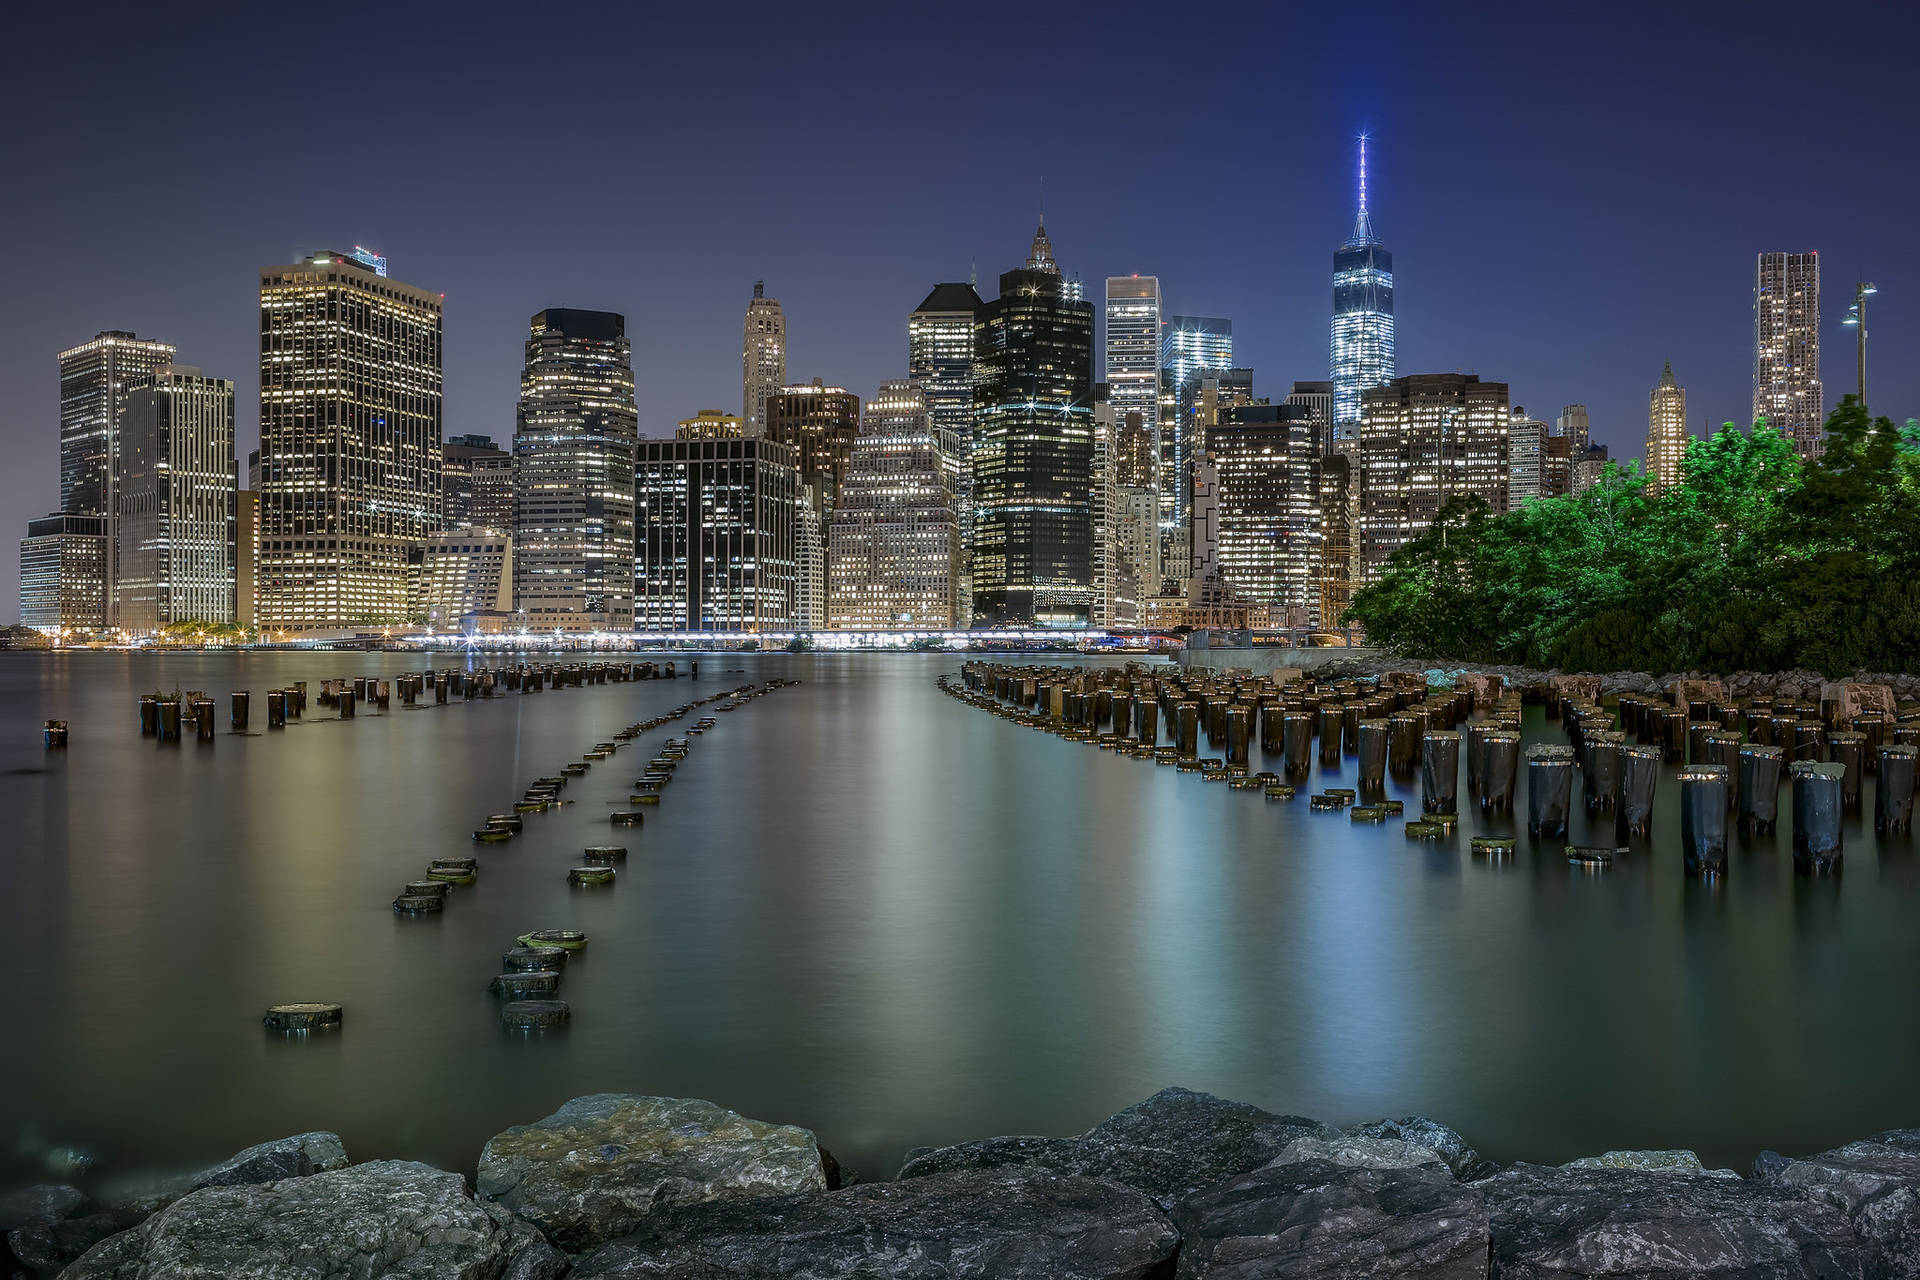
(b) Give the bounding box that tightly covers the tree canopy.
[1342,398,1920,675]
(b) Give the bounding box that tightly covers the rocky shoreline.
[1301,656,1920,705]
[6,1089,1918,1278]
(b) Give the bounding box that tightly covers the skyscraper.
[443,434,512,530]
[635,437,798,632]
[827,380,963,629]
[1647,361,1689,494]
[1160,316,1233,527]
[1207,402,1325,626]
[971,226,1096,626]
[910,281,984,624]
[512,308,639,631]
[18,514,107,634]
[1330,135,1396,437]
[1508,408,1546,505]
[116,366,237,633]
[742,282,786,438]
[1357,374,1509,580]
[257,251,442,633]
[58,330,176,519]
[765,379,862,507]
[1754,251,1823,458]
[675,410,745,440]
[1090,398,1159,627]
[1103,275,1162,486]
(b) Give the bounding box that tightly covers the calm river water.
[2,651,1915,1190]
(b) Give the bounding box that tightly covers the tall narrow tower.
[1330,135,1396,438]
[742,282,786,438]
[1753,251,1822,458]
[1647,361,1689,494]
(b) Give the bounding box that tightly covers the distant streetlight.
[1840,281,1879,413]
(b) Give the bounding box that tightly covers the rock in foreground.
[1752,1128,1920,1276]
[476,1093,827,1252]
[60,1160,511,1279]
[898,1087,1339,1209]
[1172,1158,1488,1279]
[1346,1116,1498,1182]
[188,1130,349,1190]
[571,1167,1177,1279]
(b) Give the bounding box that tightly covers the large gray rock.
[1271,1134,1450,1173]
[1752,1128,1920,1276]
[189,1131,349,1190]
[60,1160,512,1279]
[1563,1149,1738,1178]
[7,1206,144,1275]
[0,1185,89,1233]
[476,1094,827,1253]
[503,1233,574,1279]
[1347,1117,1498,1182]
[1172,1158,1489,1278]
[570,1167,1178,1279]
[897,1087,1339,1209]
[1484,1162,1869,1278]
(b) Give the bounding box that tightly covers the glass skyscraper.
[1330,136,1395,436]
[1159,315,1233,528]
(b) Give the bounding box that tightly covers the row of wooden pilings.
[953,664,1920,879]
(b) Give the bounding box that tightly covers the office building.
[1318,442,1360,630]
[1284,381,1335,443]
[236,488,256,629]
[116,366,237,633]
[1330,136,1396,436]
[1357,374,1509,579]
[1754,251,1823,458]
[257,251,442,632]
[828,380,962,629]
[512,308,638,631]
[910,281,984,622]
[1090,400,1159,627]
[742,281,786,438]
[443,434,512,530]
[58,330,177,520]
[415,528,512,628]
[1647,361,1689,494]
[971,226,1096,626]
[1556,404,1591,453]
[1104,275,1162,480]
[676,410,744,440]
[1207,402,1324,625]
[1508,408,1547,504]
[766,379,862,506]
[1160,315,1234,526]
[18,514,107,634]
[635,437,799,631]
[795,487,828,630]
[1571,443,1611,496]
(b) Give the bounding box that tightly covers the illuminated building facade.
[443,433,511,530]
[676,410,745,440]
[1160,315,1233,526]
[415,528,512,628]
[635,437,798,632]
[512,309,637,631]
[971,228,1096,626]
[1207,402,1325,626]
[1357,374,1509,580]
[742,281,786,438]
[116,366,237,633]
[1754,252,1823,458]
[58,330,176,519]
[766,379,862,507]
[1508,408,1546,504]
[1090,401,1158,627]
[1318,442,1360,628]
[909,281,983,623]
[18,514,107,633]
[1331,137,1395,437]
[257,251,442,632]
[1103,276,1162,485]
[828,380,962,628]
[236,489,256,628]
[796,486,828,629]
[1647,360,1689,494]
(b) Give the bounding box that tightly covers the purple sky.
[3,1,1916,619]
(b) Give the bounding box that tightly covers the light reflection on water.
[0,650,1913,1188]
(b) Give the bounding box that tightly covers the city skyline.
[3,3,1916,620]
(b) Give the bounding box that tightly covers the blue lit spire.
[1348,133,1377,246]
[1330,131,1395,435]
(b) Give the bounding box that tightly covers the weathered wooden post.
[1527,744,1575,837]
[1479,728,1521,812]
[1257,703,1280,756]
[193,697,217,741]
[267,689,287,728]
[139,694,159,736]
[156,698,181,742]
[1388,711,1422,777]
[1317,705,1342,767]
[1827,731,1866,811]
[1737,744,1785,834]
[1791,721,1825,762]
[1877,744,1917,834]
[1790,761,1845,875]
[1680,766,1730,876]
[1620,745,1661,838]
[43,720,68,748]
[1422,731,1461,815]
[231,690,250,731]
[1283,712,1313,781]
[1585,730,1625,812]
[1226,705,1250,768]
[1357,719,1388,790]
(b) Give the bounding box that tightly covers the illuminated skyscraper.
[971,227,1096,626]
[257,251,442,632]
[443,434,512,530]
[742,282,786,438]
[1158,315,1234,556]
[1207,403,1324,626]
[675,410,745,440]
[766,379,862,508]
[512,309,638,631]
[1104,276,1161,484]
[116,366,237,633]
[635,437,798,632]
[1647,361,1689,494]
[58,330,176,519]
[1330,136,1395,436]
[828,380,962,629]
[1754,251,1823,458]
[909,281,983,623]
[1508,408,1547,504]
[1357,374,1509,580]
[1091,400,1159,627]
[18,514,107,633]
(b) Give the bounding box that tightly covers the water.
[2,651,1915,1191]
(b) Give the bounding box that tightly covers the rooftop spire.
[1026,221,1058,275]
[1348,133,1378,245]
[753,280,765,299]
[1659,358,1677,386]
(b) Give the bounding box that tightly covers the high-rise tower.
[257,251,442,632]
[59,330,176,519]
[1330,135,1396,437]
[1104,276,1162,492]
[742,282,787,438]
[1753,251,1823,458]
[116,366,237,633]
[1647,361,1689,494]
[512,308,639,631]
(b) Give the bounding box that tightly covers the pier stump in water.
[1526,745,1574,838]
[1680,767,1730,876]
[1791,761,1845,875]
[1738,744,1785,835]
[1877,745,1917,834]
[1620,745,1661,838]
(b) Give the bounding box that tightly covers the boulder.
[189,1130,350,1190]
[1752,1128,1920,1276]
[504,1233,574,1279]
[1669,678,1726,709]
[60,1160,512,1279]
[6,1206,145,1275]
[1563,1149,1738,1178]
[570,1167,1178,1279]
[1347,1117,1497,1181]
[476,1094,827,1253]
[1483,1162,1868,1277]
[1171,1158,1489,1278]
[1270,1134,1450,1173]
[897,1087,1339,1210]
[0,1185,89,1232]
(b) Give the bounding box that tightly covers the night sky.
[3,1,1916,619]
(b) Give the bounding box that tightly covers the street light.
[1841,282,1878,414]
